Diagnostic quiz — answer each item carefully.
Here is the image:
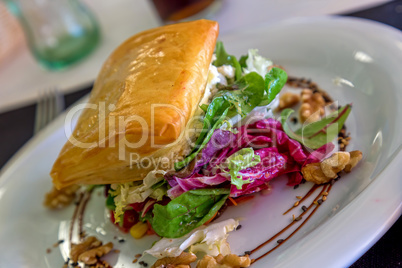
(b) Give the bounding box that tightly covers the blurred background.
[0,0,397,113]
[0,0,400,267]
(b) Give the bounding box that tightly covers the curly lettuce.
[144,219,238,259]
[225,148,261,189]
[243,48,273,77]
[110,170,167,223]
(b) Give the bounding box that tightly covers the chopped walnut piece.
[219,254,251,267]
[78,242,113,265]
[320,152,350,178]
[302,151,363,184]
[277,92,300,111]
[43,184,80,209]
[71,236,102,262]
[301,162,329,185]
[197,254,251,268]
[89,259,113,268]
[70,236,114,266]
[344,150,363,173]
[152,252,197,268]
[299,89,326,123]
[197,255,218,268]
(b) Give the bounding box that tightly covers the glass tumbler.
[3,0,100,70]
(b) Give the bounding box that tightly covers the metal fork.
[34,88,65,134]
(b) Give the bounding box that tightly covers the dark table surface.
[0,1,401,267]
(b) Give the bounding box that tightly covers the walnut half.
[299,89,326,123]
[344,150,363,173]
[152,252,197,268]
[300,162,327,185]
[196,254,251,268]
[277,92,300,111]
[78,242,113,265]
[70,236,114,266]
[320,152,350,178]
[302,150,362,184]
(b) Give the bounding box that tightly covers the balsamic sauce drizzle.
[249,182,334,264]
[245,76,343,264]
[68,189,94,247]
[78,188,94,238]
[282,184,319,215]
[69,192,84,245]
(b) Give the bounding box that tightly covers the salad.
[90,42,361,267]
[45,33,362,268]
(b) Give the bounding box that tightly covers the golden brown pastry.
[51,19,219,189]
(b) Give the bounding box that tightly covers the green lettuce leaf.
[196,72,263,142]
[176,43,287,172]
[174,107,229,171]
[225,148,261,189]
[151,179,168,190]
[139,211,153,223]
[260,67,288,106]
[281,104,352,149]
[175,72,266,171]
[151,189,230,238]
[176,69,286,171]
[200,103,209,112]
[239,54,248,69]
[213,41,242,80]
[218,72,265,118]
[105,194,116,211]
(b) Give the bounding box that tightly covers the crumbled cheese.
[217,65,235,79]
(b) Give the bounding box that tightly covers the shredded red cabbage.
[167,119,334,198]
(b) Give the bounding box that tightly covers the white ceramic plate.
[0,16,401,268]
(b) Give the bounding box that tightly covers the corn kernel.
[130,222,148,239]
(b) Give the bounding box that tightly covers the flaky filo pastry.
[51,19,219,189]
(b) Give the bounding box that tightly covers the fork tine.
[43,90,49,129]
[47,89,55,125]
[34,88,65,135]
[34,91,44,134]
[54,88,65,115]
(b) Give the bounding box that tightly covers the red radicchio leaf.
[165,119,335,198]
